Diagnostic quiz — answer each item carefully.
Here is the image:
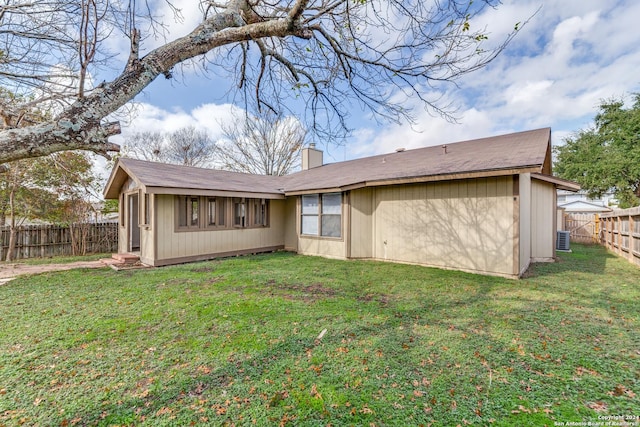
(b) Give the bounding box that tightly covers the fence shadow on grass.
[524,243,616,278]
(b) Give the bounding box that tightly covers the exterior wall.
[531,179,556,261]
[118,178,138,255]
[370,177,516,277]
[153,195,285,265]
[117,204,128,254]
[557,208,566,232]
[518,173,532,275]
[297,196,348,259]
[283,196,298,251]
[139,194,155,265]
[349,188,374,258]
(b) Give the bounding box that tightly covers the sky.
[107,0,640,167]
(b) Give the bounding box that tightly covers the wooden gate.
[564,213,600,244]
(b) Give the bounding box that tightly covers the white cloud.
[343,0,640,160]
[112,102,237,145]
[104,0,640,167]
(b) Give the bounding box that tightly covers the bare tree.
[123,126,218,167]
[122,131,167,163]
[219,110,304,175]
[0,0,525,165]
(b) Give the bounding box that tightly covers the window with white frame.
[301,193,341,237]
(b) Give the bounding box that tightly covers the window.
[177,196,269,231]
[190,197,199,226]
[301,195,319,235]
[252,199,269,227]
[321,193,341,237]
[120,193,125,227]
[233,198,246,227]
[301,193,341,238]
[177,196,200,229]
[207,197,225,227]
[144,193,150,225]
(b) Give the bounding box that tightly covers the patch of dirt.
[357,293,391,307]
[263,279,338,302]
[0,261,107,282]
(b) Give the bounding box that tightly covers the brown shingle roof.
[104,128,554,198]
[282,127,551,193]
[104,158,284,199]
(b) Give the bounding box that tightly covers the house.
[103,128,579,278]
[557,189,615,215]
[558,200,612,214]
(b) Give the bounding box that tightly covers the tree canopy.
[0,0,523,165]
[554,94,640,208]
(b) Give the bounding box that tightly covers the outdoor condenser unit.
[556,231,570,251]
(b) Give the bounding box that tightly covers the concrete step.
[111,253,140,265]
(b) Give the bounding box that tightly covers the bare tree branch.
[0,0,525,164]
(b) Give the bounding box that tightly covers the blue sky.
[108,0,640,166]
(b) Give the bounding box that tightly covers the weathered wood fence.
[599,207,640,267]
[564,213,601,244]
[0,222,118,261]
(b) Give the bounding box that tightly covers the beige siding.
[371,177,515,277]
[154,195,285,264]
[531,179,555,260]
[518,173,532,274]
[118,217,128,254]
[557,208,566,232]
[349,188,374,258]
[297,237,346,259]
[139,226,154,264]
[283,196,298,251]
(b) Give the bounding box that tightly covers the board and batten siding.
[139,194,155,265]
[518,173,532,275]
[530,179,556,261]
[283,196,298,252]
[370,177,516,277]
[349,188,374,259]
[154,194,285,265]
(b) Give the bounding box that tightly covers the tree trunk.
[6,187,16,262]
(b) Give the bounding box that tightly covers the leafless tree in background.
[123,126,218,167]
[0,0,525,165]
[218,110,305,175]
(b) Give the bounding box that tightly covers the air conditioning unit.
[556,231,570,251]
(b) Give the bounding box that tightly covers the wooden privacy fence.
[599,207,640,267]
[0,222,118,261]
[564,213,601,244]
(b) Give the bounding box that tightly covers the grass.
[0,244,638,426]
[0,253,111,265]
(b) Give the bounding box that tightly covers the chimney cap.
[395,147,405,152]
[309,142,316,149]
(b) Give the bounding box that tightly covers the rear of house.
[104,128,579,278]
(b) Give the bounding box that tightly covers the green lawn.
[0,245,638,426]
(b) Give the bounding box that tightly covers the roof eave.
[531,173,581,192]
[146,186,285,199]
[284,166,542,195]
